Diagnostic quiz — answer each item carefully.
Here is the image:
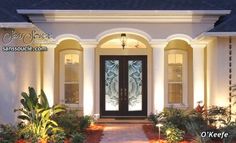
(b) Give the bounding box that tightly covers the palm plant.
[14,87,65,141]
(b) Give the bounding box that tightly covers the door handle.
[120,88,123,101]
[124,88,127,101]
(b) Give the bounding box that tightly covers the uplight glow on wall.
[192,46,205,107]
[43,48,55,107]
[193,80,205,108]
[153,46,165,113]
[83,47,95,115]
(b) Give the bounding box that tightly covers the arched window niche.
[54,39,83,108]
[164,40,193,108]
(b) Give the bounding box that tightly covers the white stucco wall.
[43,46,55,107]
[0,51,41,124]
[206,38,217,107]
[0,51,18,123]
[0,28,41,123]
[232,38,236,113]
[35,22,213,40]
[0,52,41,123]
[232,38,236,89]
[207,37,232,107]
[15,52,41,99]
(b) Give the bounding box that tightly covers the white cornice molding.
[0,22,34,28]
[17,10,231,23]
[150,39,168,48]
[190,42,207,49]
[80,39,98,48]
[17,10,231,15]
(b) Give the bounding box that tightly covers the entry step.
[96,118,151,124]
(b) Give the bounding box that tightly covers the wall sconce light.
[120,33,127,50]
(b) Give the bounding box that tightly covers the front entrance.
[100,56,147,117]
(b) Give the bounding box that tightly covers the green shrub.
[50,131,66,143]
[79,115,93,131]
[71,132,85,143]
[148,112,164,126]
[207,106,230,128]
[17,122,38,142]
[0,124,17,143]
[185,113,209,143]
[148,113,158,125]
[162,107,188,130]
[220,122,236,143]
[165,125,185,143]
[53,109,80,135]
[162,122,176,134]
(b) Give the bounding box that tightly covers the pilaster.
[191,43,206,107]
[81,42,97,115]
[151,41,168,113]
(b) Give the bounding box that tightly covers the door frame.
[100,55,147,117]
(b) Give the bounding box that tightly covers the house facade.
[1,0,236,123]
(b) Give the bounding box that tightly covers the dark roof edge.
[204,32,236,36]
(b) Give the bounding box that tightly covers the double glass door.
[100,56,147,117]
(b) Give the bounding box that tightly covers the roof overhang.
[194,32,236,44]
[0,22,34,28]
[17,10,231,23]
[203,32,236,37]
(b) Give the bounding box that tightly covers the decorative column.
[191,43,206,107]
[81,42,96,115]
[151,41,167,113]
[43,44,57,107]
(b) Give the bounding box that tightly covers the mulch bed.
[84,124,105,143]
[142,124,191,143]
[142,124,236,143]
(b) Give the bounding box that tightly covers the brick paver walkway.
[100,124,149,143]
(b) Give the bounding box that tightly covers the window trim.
[59,50,82,107]
[165,49,188,108]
